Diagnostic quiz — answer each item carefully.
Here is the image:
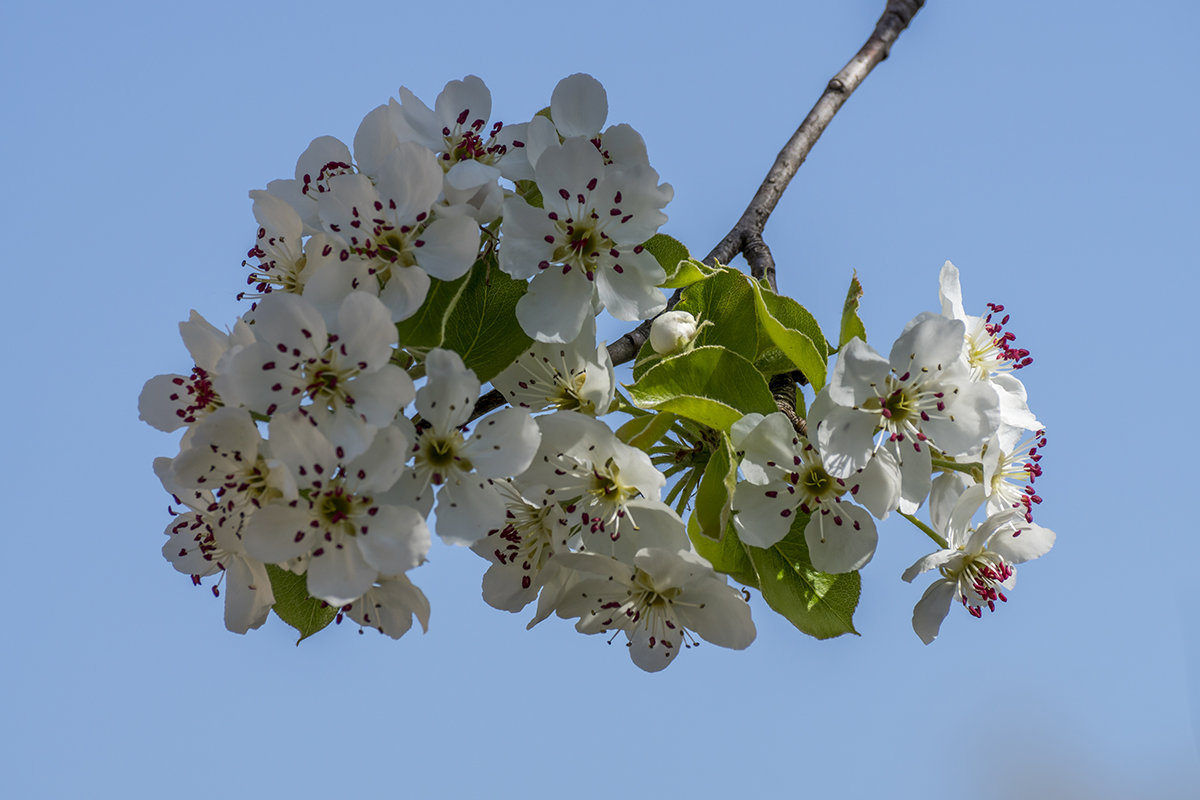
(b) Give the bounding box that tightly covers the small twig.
[769,374,807,437]
[608,0,924,367]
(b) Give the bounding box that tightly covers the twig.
[609,0,925,366]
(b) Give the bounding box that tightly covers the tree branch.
[608,0,924,366]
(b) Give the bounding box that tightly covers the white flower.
[499,136,669,342]
[555,545,756,672]
[243,412,429,606]
[731,412,878,573]
[938,261,1039,432]
[521,411,665,541]
[813,315,1001,513]
[264,135,356,235]
[138,312,254,433]
[155,458,275,634]
[239,190,313,303]
[471,479,576,613]
[307,142,480,321]
[391,75,531,221]
[649,310,699,355]
[344,573,431,639]
[225,291,413,461]
[405,349,541,546]
[490,315,615,415]
[902,485,1055,644]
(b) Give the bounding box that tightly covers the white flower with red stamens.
[499,136,669,342]
[554,539,755,672]
[405,348,541,546]
[344,573,431,639]
[938,261,1039,432]
[308,141,480,321]
[521,410,666,542]
[264,135,357,235]
[238,190,314,305]
[169,407,294,506]
[732,412,879,572]
[471,478,576,613]
[138,311,254,433]
[243,411,429,606]
[982,427,1046,522]
[226,291,413,461]
[813,314,1000,513]
[155,458,275,634]
[490,315,615,416]
[392,75,531,221]
[902,485,1055,644]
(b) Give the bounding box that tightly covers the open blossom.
[554,540,755,672]
[242,412,429,606]
[344,573,431,639]
[938,261,1039,433]
[500,135,669,342]
[813,314,1000,514]
[403,348,540,546]
[239,190,315,304]
[156,458,276,634]
[521,411,665,541]
[138,311,254,433]
[902,485,1054,644]
[390,75,532,221]
[732,412,879,573]
[490,315,615,416]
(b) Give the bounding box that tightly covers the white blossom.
[490,315,615,415]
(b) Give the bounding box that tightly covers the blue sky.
[4,1,1197,797]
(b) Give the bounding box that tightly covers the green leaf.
[266,564,338,644]
[840,271,867,348]
[661,258,720,289]
[440,257,533,383]
[393,271,470,349]
[627,346,777,431]
[641,233,691,284]
[744,517,860,639]
[674,268,761,362]
[694,433,737,540]
[688,515,759,589]
[614,411,678,452]
[750,281,829,390]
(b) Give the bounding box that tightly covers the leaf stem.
[900,512,949,549]
[930,457,984,483]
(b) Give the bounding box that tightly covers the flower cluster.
[142,71,1055,666]
[141,73,753,670]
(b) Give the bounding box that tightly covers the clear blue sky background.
[4,1,1197,797]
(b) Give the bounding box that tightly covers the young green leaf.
[840,271,867,348]
[440,257,533,383]
[642,233,691,285]
[615,411,678,452]
[694,432,738,540]
[750,280,828,390]
[393,271,471,349]
[673,267,761,361]
[627,346,777,431]
[687,515,760,589]
[265,564,338,645]
[744,516,861,639]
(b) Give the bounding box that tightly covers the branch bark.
[608,0,924,366]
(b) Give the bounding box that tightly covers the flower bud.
[649,311,700,355]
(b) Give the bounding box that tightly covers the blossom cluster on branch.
[140,73,1054,670]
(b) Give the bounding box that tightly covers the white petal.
[462,408,541,478]
[912,580,957,644]
[355,504,430,574]
[551,73,607,137]
[516,268,594,343]
[222,556,275,634]
[804,502,878,574]
[307,538,377,606]
[435,478,506,546]
[413,215,479,281]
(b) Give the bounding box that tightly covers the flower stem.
[930,457,984,483]
[901,512,949,549]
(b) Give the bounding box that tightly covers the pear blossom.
[264,135,356,235]
[521,411,666,540]
[500,136,670,342]
[138,311,254,433]
[390,75,532,221]
[938,261,1039,432]
[405,349,540,546]
[732,412,879,573]
[555,543,755,672]
[155,458,275,634]
[239,190,315,304]
[225,291,413,461]
[242,411,429,606]
[902,485,1054,644]
[982,427,1046,522]
[490,315,615,415]
[813,315,1000,513]
[344,573,431,639]
[169,407,294,507]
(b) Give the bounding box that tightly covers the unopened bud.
[650,311,700,355]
